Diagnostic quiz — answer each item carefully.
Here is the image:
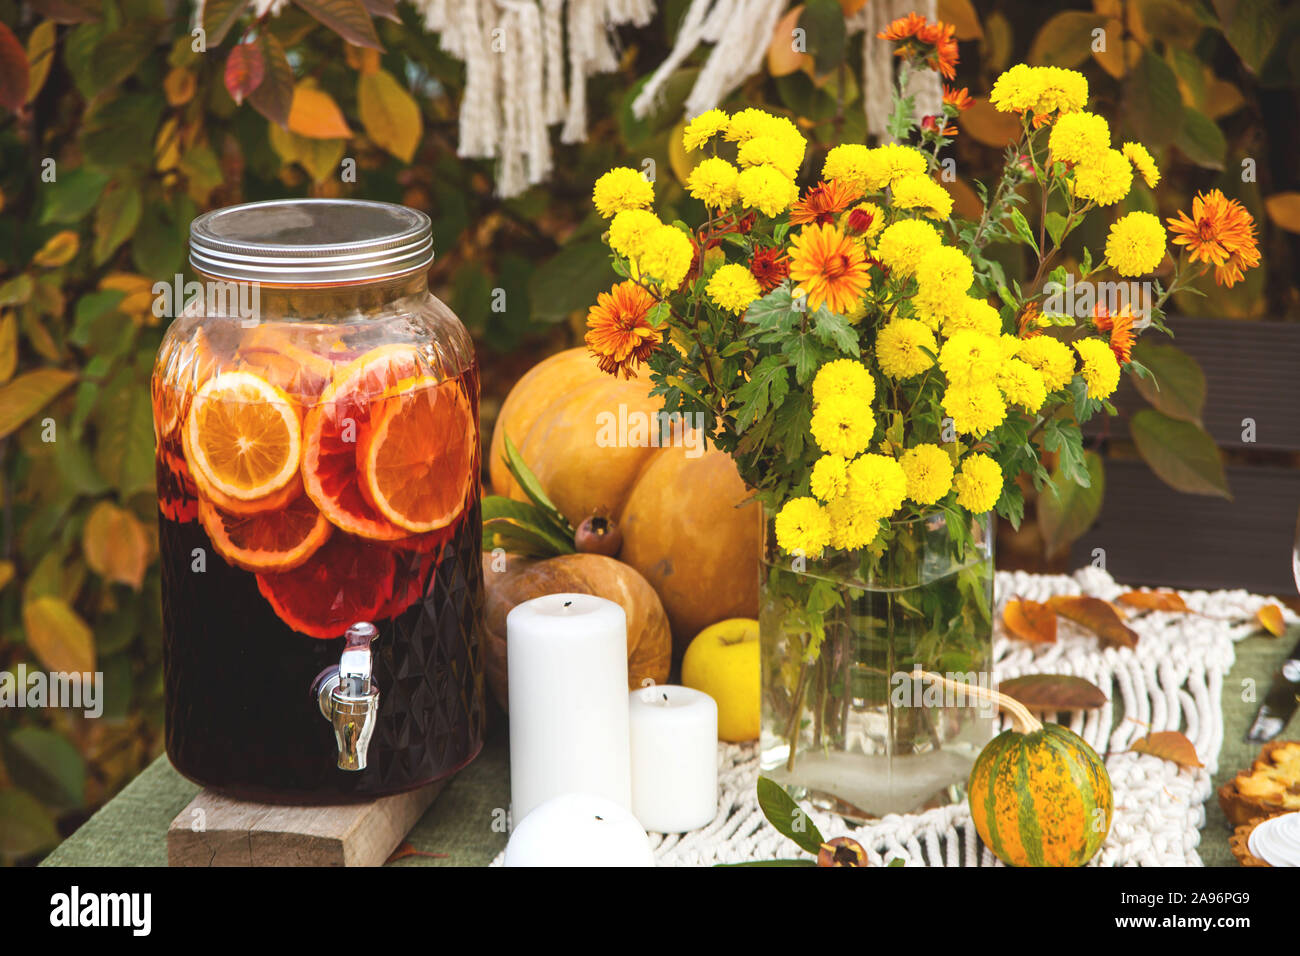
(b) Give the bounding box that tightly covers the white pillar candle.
[507,593,631,824]
[628,684,718,833]
[502,792,654,867]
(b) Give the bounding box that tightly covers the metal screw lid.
[189,198,434,285]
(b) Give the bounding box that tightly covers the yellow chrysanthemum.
[683,108,729,152]
[942,382,1007,437]
[737,135,804,179]
[635,223,694,291]
[726,109,803,149]
[810,392,875,457]
[875,319,937,379]
[821,144,874,193]
[954,453,1002,513]
[608,208,661,260]
[875,219,942,277]
[846,453,908,521]
[687,156,740,209]
[990,64,1043,113]
[996,358,1048,412]
[1121,141,1159,188]
[938,330,1002,386]
[1104,211,1166,277]
[592,167,654,218]
[1074,337,1122,398]
[890,173,954,220]
[1072,149,1133,206]
[900,444,954,505]
[706,262,762,314]
[810,454,850,501]
[871,143,928,190]
[1048,111,1110,167]
[774,496,831,557]
[913,284,969,330]
[813,358,875,406]
[1031,67,1089,115]
[1016,335,1075,391]
[825,494,881,551]
[944,297,1002,338]
[737,164,799,217]
[915,245,975,295]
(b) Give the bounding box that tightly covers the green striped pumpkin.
[968,723,1113,867]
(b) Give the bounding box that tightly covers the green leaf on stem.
[757,776,825,855]
[1130,409,1231,498]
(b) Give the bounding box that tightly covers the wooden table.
[40,633,1296,867]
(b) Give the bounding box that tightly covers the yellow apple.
[681,617,760,742]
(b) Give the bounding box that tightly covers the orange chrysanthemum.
[943,86,974,111]
[878,14,959,80]
[749,246,790,293]
[788,223,871,315]
[1166,189,1261,288]
[789,180,860,226]
[585,281,662,379]
[1092,304,1135,365]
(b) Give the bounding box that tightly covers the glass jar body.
[152,272,485,802]
[758,510,995,820]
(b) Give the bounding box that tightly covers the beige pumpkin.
[482,552,672,710]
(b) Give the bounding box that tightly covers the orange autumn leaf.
[1046,594,1139,649]
[1116,590,1189,613]
[1002,599,1057,644]
[1257,604,1285,637]
[288,84,352,140]
[1130,730,1203,769]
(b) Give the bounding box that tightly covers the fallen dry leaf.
[1257,604,1285,637]
[1130,730,1203,769]
[1046,595,1139,649]
[385,840,450,864]
[999,674,1107,711]
[1002,599,1057,644]
[1116,590,1189,613]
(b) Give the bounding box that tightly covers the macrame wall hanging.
[204,0,942,197]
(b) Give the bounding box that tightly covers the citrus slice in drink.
[184,371,302,502]
[301,344,425,541]
[198,492,332,572]
[359,376,474,534]
[256,534,397,639]
[235,325,336,401]
[184,423,305,515]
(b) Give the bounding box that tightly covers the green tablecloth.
[41,632,1296,868]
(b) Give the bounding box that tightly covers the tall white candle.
[628,684,718,833]
[507,593,631,824]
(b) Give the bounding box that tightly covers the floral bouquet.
[583,13,1259,817]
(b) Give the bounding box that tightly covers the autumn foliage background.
[0,0,1298,862]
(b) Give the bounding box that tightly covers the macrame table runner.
[494,567,1288,867]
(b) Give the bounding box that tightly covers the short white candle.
[628,684,718,833]
[502,792,654,867]
[507,593,631,824]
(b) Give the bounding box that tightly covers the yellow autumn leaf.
[83,501,149,590]
[0,560,14,591]
[358,69,421,162]
[155,115,181,172]
[1204,77,1244,119]
[100,273,158,320]
[32,230,79,268]
[288,84,352,140]
[345,44,380,74]
[0,367,77,440]
[26,20,55,104]
[1257,604,1285,637]
[23,595,95,674]
[1265,193,1300,234]
[164,66,196,106]
[268,123,346,184]
[767,5,811,78]
[959,97,1022,147]
[0,311,15,383]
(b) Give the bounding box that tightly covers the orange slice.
[301,344,426,541]
[256,534,396,639]
[184,371,302,502]
[235,325,336,401]
[184,420,306,515]
[199,494,332,572]
[359,376,475,533]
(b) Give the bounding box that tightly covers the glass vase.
[759,510,996,820]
